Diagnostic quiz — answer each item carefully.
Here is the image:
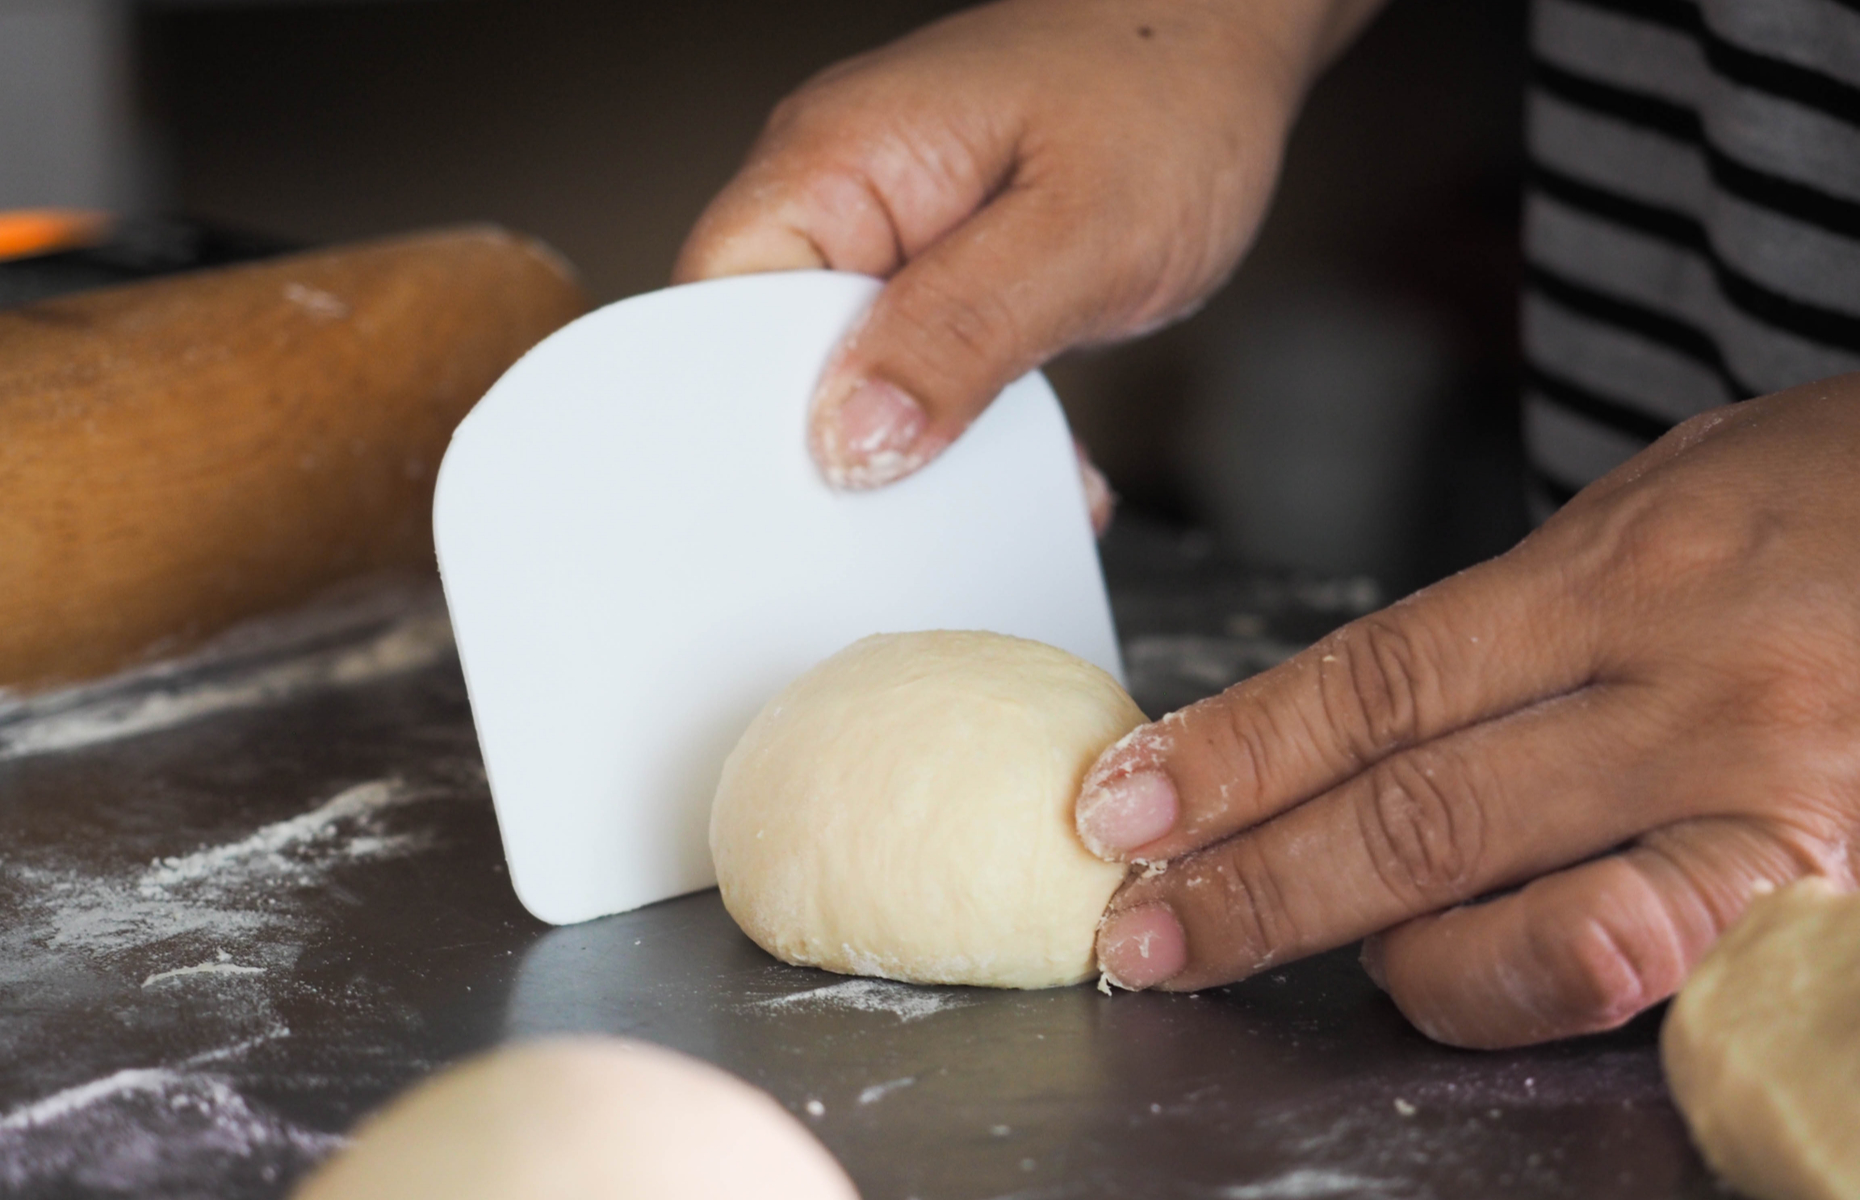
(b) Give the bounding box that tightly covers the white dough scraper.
[434,270,1121,926]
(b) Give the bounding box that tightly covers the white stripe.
[1530,93,1707,212]
[1528,195,1860,390]
[1531,48,1860,204]
[1710,191,1860,314]
[1523,294,1732,421]
[1533,96,1860,314]
[1706,83,1860,201]
[1536,0,1708,108]
[1703,0,1860,92]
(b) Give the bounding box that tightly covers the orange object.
[0,209,113,261]
[0,225,588,692]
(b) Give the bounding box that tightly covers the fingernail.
[1098,905,1188,990]
[815,378,929,489]
[1077,770,1178,857]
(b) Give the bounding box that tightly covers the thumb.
[808,182,1125,489]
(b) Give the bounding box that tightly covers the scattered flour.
[1,1069,199,1133]
[0,580,453,762]
[857,1077,916,1106]
[0,1066,340,1193]
[1219,1169,1396,1199]
[139,779,428,895]
[142,958,267,988]
[0,583,475,1197]
[182,1027,294,1068]
[5,778,441,967]
[756,978,976,1023]
[0,774,458,1196]
[1215,1051,1672,1200]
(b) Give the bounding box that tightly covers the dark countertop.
[0,525,1717,1199]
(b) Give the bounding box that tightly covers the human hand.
[1076,376,1860,1048]
[675,0,1382,493]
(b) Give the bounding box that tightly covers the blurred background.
[3,0,1531,596]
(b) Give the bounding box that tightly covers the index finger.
[1076,543,1601,864]
[1095,677,1674,991]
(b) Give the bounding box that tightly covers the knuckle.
[1745,614,1860,729]
[764,74,857,140]
[1319,616,1437,764]
[1679,605,1860,816]
[1354,752,1489,903]
[1589,480,1757,590]
[1189,839,1300,971]
[1201,690,1281,816]
[1741,652,1830,731]
[764,90,810,137]
[1527,910,1669,1036]
[761,78,893,166]
[892,267,1022,372]
[763,89,834,148]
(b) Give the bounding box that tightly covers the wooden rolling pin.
[0,225,588,693]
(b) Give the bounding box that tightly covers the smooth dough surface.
[1661,877,1860,1200]
[711,630,1145,990]
[292,1037,858,1200]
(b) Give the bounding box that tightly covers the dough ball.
[292,1037,858,1200]
[711,630,1145,989]
[1661,877,1860,1200]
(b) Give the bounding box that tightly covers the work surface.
[0,525,1717,1199]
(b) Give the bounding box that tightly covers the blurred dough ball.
[1662,877,1860,1200]
[711,630,1144,989]
[292,1037,858,1200]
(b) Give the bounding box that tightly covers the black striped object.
[1522,0,1860,517]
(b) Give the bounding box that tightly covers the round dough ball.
[711,630,1145,989]
[1661,877,1860,1200]
[292,1038,858,1200]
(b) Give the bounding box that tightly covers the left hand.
[1075,374,1860,1048]
[674,0,1382,493]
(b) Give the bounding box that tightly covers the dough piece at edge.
[292,1037,858,1200]
[1661,877,1860,1200]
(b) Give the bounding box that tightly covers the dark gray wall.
[143,0,1531,589]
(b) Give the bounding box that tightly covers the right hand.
[674,0,1384,490]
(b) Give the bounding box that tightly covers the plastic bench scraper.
[433,270,1121,926]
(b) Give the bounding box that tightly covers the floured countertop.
[0,523,1718,1199]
